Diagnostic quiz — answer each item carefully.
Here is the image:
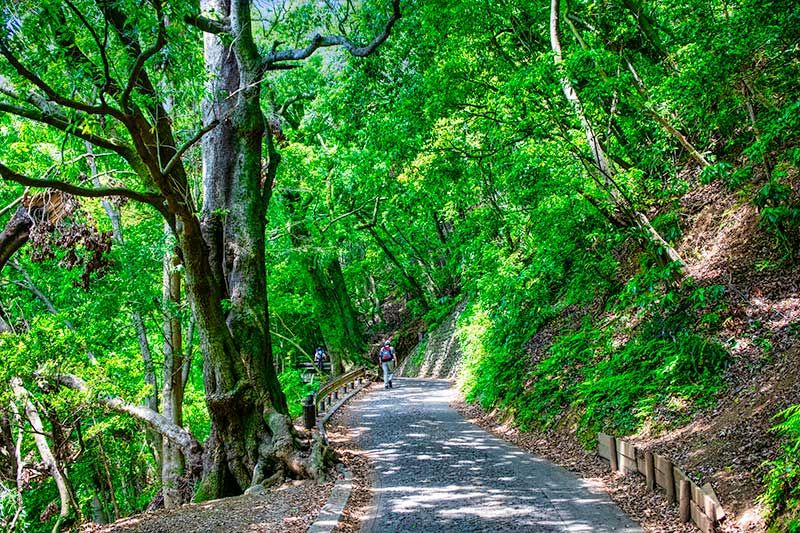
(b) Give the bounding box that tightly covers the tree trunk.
[625,60,710,168]
[7,403,25,531]
[192,0,318,500]
[366,274,382,325]
[550,0,684,273]
[363,223,429,308]
[0,207,32,274]
[132,310,162,467]
[10,378,76,529]
[85,141,124,243]
[95,436,120,521]
[281,191,364,374]
[161,231,187,508]
[308,256,364,375]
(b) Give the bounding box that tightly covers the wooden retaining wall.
[597,433,724,532]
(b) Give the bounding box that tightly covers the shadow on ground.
[345,379,641,532]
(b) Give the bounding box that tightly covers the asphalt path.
[345,378,642,532]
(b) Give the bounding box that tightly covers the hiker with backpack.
[379,340,397,389]
[314,346,327,372]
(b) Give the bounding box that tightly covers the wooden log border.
[597,432,724,532]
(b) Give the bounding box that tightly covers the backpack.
[380,347,394,362]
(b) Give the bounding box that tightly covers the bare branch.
[0,162,163,208]
[55,373,203,477]
[0,195,24,219]
[320,197,382,233]
[264,0,401,69]
[161,120,219,176]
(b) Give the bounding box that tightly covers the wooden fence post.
[645,451,655,491]
[679,479,691,523]
[665,461,676,504]
[609,437,618,472]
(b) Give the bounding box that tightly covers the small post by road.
[665,461,676,503]
[679,479,691,523]
[609,438,618,472]
[302,394,316,430]
[645,451,655,491]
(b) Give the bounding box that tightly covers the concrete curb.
[307,468,353,533]
[308,379,372,532]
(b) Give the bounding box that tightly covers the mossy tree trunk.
[282,191,364,375]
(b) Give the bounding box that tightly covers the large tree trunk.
[190,0,317,500]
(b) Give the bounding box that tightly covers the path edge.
[308,377,372,532]
[307,468,353,533]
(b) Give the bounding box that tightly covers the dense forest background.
[0,0,798,531]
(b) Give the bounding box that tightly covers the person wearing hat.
[378,340,397,389]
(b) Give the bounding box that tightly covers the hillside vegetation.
[0,0,798,531]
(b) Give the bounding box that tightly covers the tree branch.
[0,162,163,208]
[121,1,167,110]
[0,89,131,157]
[264,0,401,69]
[63,0,116,105]
[161,120,220,176]
[55,374,203,477]
[278,93,315,116]
[0,38,113,117]
[185,14,231,35]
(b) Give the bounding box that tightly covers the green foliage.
[0,0,798,525]
[754,174,800,255]
[278,366,320,418]
[763,405,800,531]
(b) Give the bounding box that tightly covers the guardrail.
[302,367,369,435]
[315,367,367,413]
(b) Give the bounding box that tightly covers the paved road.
[346,378,641,532]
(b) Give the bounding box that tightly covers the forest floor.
[81,479,334,533]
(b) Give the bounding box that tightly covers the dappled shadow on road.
[348,379,640,532]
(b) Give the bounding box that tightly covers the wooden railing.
[315,366,368,415]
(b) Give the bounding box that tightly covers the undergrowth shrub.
[458,243,731,445]
[278,366,320,417]
[762,405,800,532]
